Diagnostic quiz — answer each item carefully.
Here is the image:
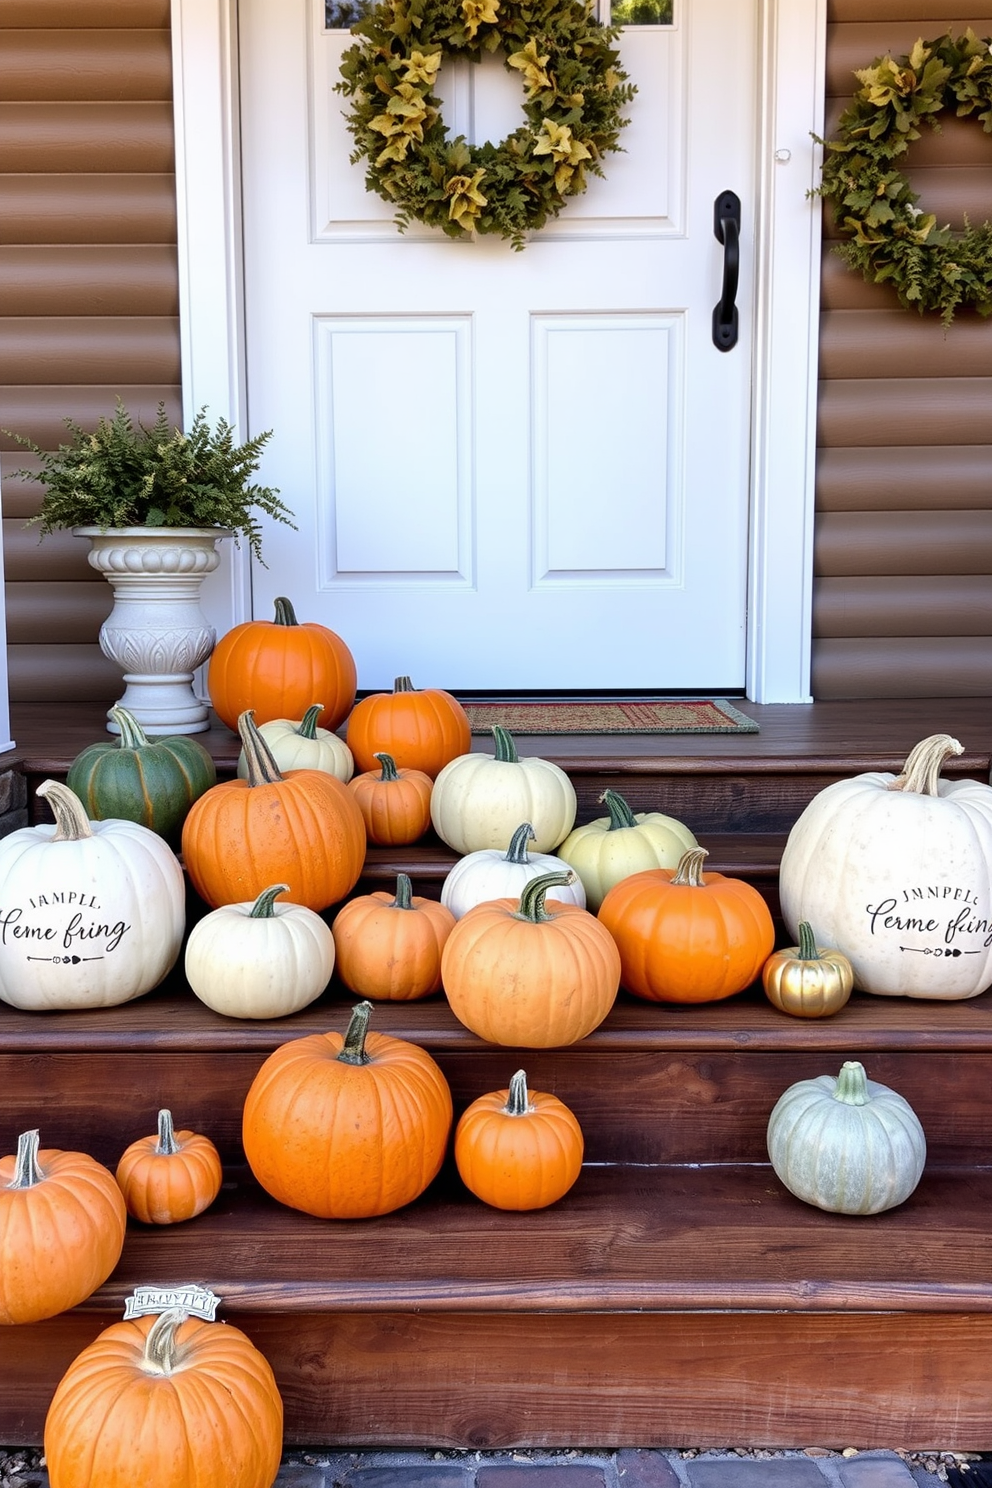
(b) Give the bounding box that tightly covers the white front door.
[239,0,758,693]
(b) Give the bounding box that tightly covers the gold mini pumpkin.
[762,921,854,1018]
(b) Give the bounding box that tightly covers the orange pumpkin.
[115,1109,223,1225]
[441,870,621,1047]
[598,846,775,1003]
[332,873,455,1001]
[348,751,433,845]
[208,595,356,733]
[44,1309,283,1488]
[242,1000,453,1218]
[346,675,470,778]
[0,1129,126,1325]
[454,1068,584,1210]
[181,710,366,911]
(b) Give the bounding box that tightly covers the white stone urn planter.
[76,526,230,735]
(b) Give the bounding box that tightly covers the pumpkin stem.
[671,847,709,887]
[393,676,415,693]
[297,705,324,740]
[156,1109,181,1156]
[36,780,94,842]
[9,1130,43,1190]
[238,710,284,787]
[337,1000,374,1066]
[796,921,820,961]
[392,873,414,910]
[109,706,152,751]
[833,1060,870,1107]
[492,725,519,764]
[504,823,536,864]
[273,597,300,628]
[249,884,290,919]
[374,753,401,782]
[599,789,637,831]
[515,870,576,923]
[142,1309,189,1375]
[889,733,964,797]
[504,1070,534,1117]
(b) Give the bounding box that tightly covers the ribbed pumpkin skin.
[66,732,216,844]
[454,1081,584,1210]
[243,1028,453,1218]
[348,764,433,845]
[208,607,357,732]
[115,1123,223,1225]
[441,898,620,1047]
[181,769,366,911]
[0,1142,126,1325]
[44,1313,283,1488]
[346,683,470,778]
[598,867,775,1004]
[332,888,455,1000]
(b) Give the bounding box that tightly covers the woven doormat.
[462,699,758,735]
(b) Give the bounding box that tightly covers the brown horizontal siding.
[813,576,992,636]
[0,2,170,23]
[5,581,111,643]
[0,175,177,243]
[0,245,178,315]
[7,644,123,701]
[818,378,992,447]
[0,317,181,383]
[0,30,172,101]
[819,309,992,379]
[817,446,992,511]
[827,20,992,95]
[0,102,174,171]
[812,637,992,697]
[0,386,182,456]
[4,523,100,582]
[815,510,992,575]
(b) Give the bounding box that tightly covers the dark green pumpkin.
[66,706,217,843]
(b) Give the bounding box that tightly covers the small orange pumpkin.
[598,846,775,1004]
[44,1309,283,1488]
[441,870,621,1047]
[242,1000,453,1218]
[0,1129,126,1325]
[348,752,433,845]
[181,709,366,911]
[115,1109,223,1225]
[208,595,357,732]
[332,873,455,1001]
[455,1068,584,1210]
[346,675,471,778]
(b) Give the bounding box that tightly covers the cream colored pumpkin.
[441,822,586,919]
[237,704,354,782]
[767,1060,926,1215]
[184,883,335,1018]
[557,789,698,911]
[430,726,576,854]
[0,780,185,1011]
[779,733,992,999]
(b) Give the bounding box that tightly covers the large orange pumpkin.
[598,846,775,1003]
[181,710,366,910]
[332,872,455,1000]
[242,1000,453,1218]
[441,870,621,1047]
[454,1068,584,1210]
[44,1309,283,1488]
[208,595,356,732]
[0,1129,126,1325]
[347,751,433,845]
[115,1109,223,1225]
[346,675,470,778]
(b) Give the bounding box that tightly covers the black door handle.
[712,190,741,352]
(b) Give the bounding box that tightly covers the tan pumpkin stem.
[599,789,638,831]
[337,1000,374,1066]
[888,733,964,796]
[504,1070,534,1117]
[393,676,416,693]
[142,1309,189,1375]
[671,847,709,887]
[833,1061,870,1107]
[392,873,414,910]
[515,870,576,923]
[237,710,284,787]
[9,1129,43,1189]
[505,823,536,863]
[297,705,324,740]
[110,706,151,751]
[156,1109,181,1156]
[796,921,820,961]
[374,753,401,782]
[273,597,300,627]
[492,725,519,764]
[36,780,94,841]
[249,884,290,919]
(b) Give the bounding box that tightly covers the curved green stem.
[109,706,151,751]
[393,676,415,693]
[599,789,637,831]
[392,873,414,910]
[297,705,324,740]
[249,884,290,919]
[833,1060,869,1107]
[142,1309,188,1375]
[889,733,964,797]
[238,710,284,787]
[796,921,820,960]
[9,1130,43,1190]
[36,780,94,841]
[374,753,401,782]
[504,823,535,863]
[156,1109,181,1156]
[492,725,518,764]
[273,597,300,627]
[671,847,709,888]
[337,1000,374,1065]
[515,870,575,923]
[504,1070,533,1117]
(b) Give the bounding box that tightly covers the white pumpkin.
[779,733,992,1000]
[441,822,586,920]
[0,779,185,1011]
[237,704,354,782]
[557,788,698,911]
[767,1060,926,1215]
[430,726,577,854]
[185,883,335,1019]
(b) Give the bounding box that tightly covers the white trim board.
[170,0,826,705]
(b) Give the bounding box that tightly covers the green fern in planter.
[7,402,295,564]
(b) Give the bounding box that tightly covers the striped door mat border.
[461,699,759,735]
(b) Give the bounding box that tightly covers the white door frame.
[170,0,826,704]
